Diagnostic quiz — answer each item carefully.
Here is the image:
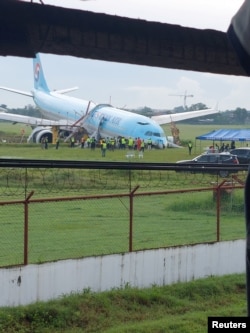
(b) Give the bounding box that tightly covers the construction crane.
[169,91,194,109]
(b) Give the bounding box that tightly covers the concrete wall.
[0,239,246,307]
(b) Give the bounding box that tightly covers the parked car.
[230,147,250,164]
[176,152,239,177]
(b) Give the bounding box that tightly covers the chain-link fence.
[0,159,247,267]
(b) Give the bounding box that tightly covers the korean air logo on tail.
[34,63,40,82]
[33,54,50,92]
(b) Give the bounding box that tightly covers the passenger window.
[209,155,217,162]
[197,156,208,162]
[220,156,229,162]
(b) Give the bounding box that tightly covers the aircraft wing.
[0,112,72,126]
[54,86,79,94]
[0,86,33,97]
[151,107,219,125]
[0,85,78,96]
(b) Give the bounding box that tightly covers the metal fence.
[0,159,247,267]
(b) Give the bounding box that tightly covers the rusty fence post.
[215,180,228,242]
[129,186,139,252]
[24,191,34,265]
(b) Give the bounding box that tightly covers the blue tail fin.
[33,53,50,92]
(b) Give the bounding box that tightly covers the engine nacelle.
[166,136,174,147]
[27,126,53,143]
[166,136,183,148]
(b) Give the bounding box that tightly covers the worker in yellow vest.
[121,137,126,149]
[128,137,134,150]
[110,138,115,151]
[140,139,145,152]
[147,138,152,149]
[101,139,107,157]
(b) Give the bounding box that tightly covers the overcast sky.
[0,0,247,111]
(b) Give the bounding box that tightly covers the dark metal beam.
[0,0,246,76]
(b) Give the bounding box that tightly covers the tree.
[188,103,208,111]
[233,108,248,124]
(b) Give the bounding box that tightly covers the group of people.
[207,141,236,153]
[40,134,155,157]
[187,140,237,155]
[80,136,153,152]
[99,137,148,157]
[217,141,236,153]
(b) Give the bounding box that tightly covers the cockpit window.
[137,122,150,125]
[145,131,163,138]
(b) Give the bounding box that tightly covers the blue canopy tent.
[195,129,250,152]
[196,129,250,141]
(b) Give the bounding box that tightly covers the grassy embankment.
[0,274,247,333]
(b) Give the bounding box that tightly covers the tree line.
[133,103,250,125]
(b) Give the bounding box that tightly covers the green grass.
[0,122,30,136]
[0,189,245,266]
[0,273,246,333]
[1,122,250,162]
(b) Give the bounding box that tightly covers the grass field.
[1,189,245,266]
[1,122,250,162]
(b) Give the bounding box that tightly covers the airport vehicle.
[0,54,219,147]
[176,152,239,177]
[230,147,250,164]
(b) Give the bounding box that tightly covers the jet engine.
[27,126,53,143]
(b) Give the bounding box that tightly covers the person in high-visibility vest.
[140,139,145,152]
[110,138,115,151]
[128,137,134,150]
[147,138,152,150]
[55,137,60,150]
[121,137,126,149]
[86,137,91,148]
[101,139,107,157]
[90,137,96,150]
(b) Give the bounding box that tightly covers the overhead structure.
[0,0,246,77]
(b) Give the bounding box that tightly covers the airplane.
[0,53,219,148]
